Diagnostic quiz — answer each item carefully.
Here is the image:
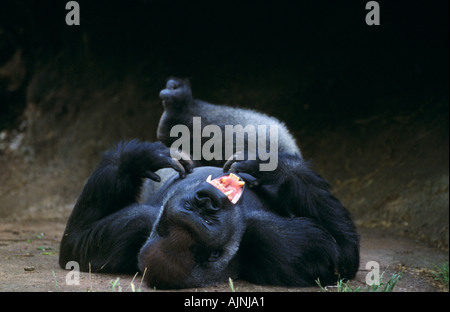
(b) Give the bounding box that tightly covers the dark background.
[0,1,448,248]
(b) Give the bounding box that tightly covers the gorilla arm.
[239,210,341,286]
[59,140,192,273]
[224,152,360,281]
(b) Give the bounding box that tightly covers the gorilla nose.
[194,194,217,211]
[193,183,230,211]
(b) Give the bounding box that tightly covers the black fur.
[59,78,359,289]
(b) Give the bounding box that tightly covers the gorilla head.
[137,168,246,289]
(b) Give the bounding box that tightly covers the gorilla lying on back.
[59,78,360,289]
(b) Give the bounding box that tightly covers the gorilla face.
[137,167,246,289]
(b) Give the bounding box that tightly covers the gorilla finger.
[170,149,194,173]
[248,180,260,188]
[143,170,161,182]
[223,160,244,173]
[178,155,194,173]
[223,151,247,172]
[230,171,260,188]
[237,172,258,185]
[223,158,237,173]
[227,160,259,175]
[169,158,186,179]
[180,159,194,173]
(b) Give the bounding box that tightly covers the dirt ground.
[0,219,447,292]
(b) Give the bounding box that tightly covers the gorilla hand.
[222,150,286,187]
[223,151,308,217]
[118,140,194,182]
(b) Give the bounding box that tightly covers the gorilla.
[59,78,360,289]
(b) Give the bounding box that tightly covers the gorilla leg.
[157,77,301,167]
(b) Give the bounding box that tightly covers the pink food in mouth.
[206,173,245,204]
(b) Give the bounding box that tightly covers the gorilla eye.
[202,213,218,225]
[183,202,193,211]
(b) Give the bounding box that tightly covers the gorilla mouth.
[206,173,245,204]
